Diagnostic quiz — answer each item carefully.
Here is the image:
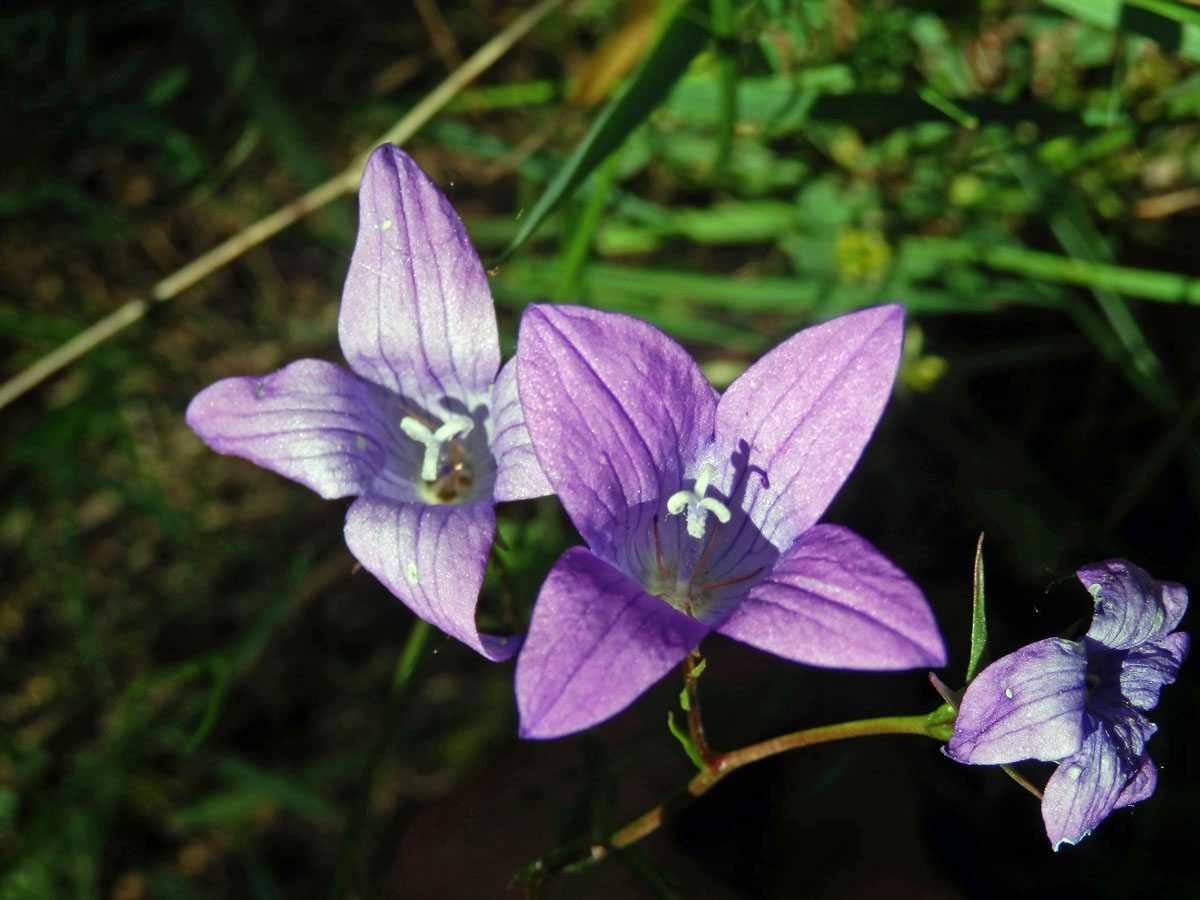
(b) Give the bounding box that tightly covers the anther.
[666,463,731,540]
[400,414,473,482]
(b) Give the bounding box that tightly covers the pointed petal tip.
[341,143,500,401]
[1039,726,1133,851]
[343,496,515,662]
[828,302,906,342]
[720,525,946,674]
[713,307,908,545]
[514,548,707,740]
[478,631,521,663]
[857,301,905,327]
[360,142,417,186]
[516,715,571,741]
[1050,832,1088,852]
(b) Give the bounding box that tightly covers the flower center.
[400,414,476,503]
[648,464,762,623]
[666,463,731,540]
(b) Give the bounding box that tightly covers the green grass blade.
[965,534,988,684]
[901,236,1200,305]
[1043,0,1200,61]
[498,0,710,261]
[708,0,737,178]
[554,153,620,300]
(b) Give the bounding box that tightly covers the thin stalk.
[0,0,567,412]
[682,652,714,767]
[546,711,943,875]
[1000,764,1044,800]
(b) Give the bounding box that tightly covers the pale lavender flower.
[513,304,946,738]
[946,559,1188,849]
[186,144,549,660]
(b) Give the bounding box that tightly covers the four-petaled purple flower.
[513,303,947,738]
[186,144,550,660]
[946,559,1188,849]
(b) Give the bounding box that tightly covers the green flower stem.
[1000,764,1044,800]
[698,712,941,784]
[544,709,948,877]
[683,652,716,767]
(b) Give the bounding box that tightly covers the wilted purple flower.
[946,559,1188,849]
[186,144,549,660]
[513,304,946,738]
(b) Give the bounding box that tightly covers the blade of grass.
[965,534,987,684]
[901,236,1200,305]
[554,153,621,300]
[0,0,567,412]
[1006,150,1176,412]
[186,0,348,238]
[1104,380,1200,529]
[708,0,737,178]
[1043,0,1200,60]
[497,0,711,261]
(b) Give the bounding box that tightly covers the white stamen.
[399,414,473,481]
[666,463,731,540]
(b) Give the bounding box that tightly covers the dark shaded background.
[2,1,1198,897]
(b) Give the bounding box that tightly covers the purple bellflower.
[186,144,550,661]
[946,559,1188,849]
[513,303,947,738]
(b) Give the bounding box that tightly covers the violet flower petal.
[186,359,388,499]
[945,638,1088,765]
[1113,631,1189,711]
[713,305,903,549]
[516,305,716,563]
[717,523,946,670]
[490,357,552,502]
[1041,723,1149,850]
[515,547,708,739]
[1113,753,1157,811]
[343,495,518,662]
[339,145,500,410]
[1078,559,1189,651]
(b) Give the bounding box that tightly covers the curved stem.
[538,710,946,878]
[702,713,934,782]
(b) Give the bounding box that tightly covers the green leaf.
[666,711,706,770]
[498,0,711,261]
[965,533,987,684]
[1043,0,1200,61]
